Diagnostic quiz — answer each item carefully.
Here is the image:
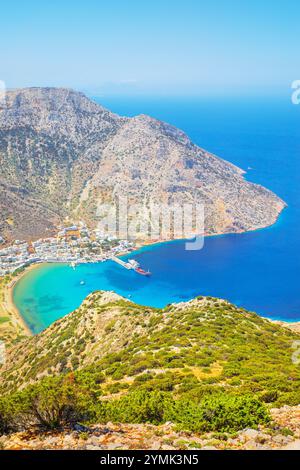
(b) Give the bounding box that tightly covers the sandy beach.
[0,264,46,337]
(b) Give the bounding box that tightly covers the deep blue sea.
[14,94,300,333]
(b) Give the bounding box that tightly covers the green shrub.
[280,427,294,437]
[105,382,129,394]
[96,390,172,425]
[260,390,279,403]
[0,381,271,435]
[274,391,300,407]
[11,375,96,430]
[0,397,19,434]
[166,395,270,433]
[94,391,270,433]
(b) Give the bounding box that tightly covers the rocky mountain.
[0,87,285,243]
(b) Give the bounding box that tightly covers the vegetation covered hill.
[1,292,300,402]
[1,291,300,438]
[0,88,285,243]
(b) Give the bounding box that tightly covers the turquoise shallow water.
[13,95,300,333]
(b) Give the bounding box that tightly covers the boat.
[80,280,85,285]
[111,256,150,275]
[135,267,151,276]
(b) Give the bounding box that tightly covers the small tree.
[17,375,95,429]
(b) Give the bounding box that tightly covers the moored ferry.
[135,266,151,276]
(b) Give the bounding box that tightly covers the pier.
[111,256,151,276]
[111,255,138,270]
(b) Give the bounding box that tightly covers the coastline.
[4,206,290,336]
[2,263,46,336]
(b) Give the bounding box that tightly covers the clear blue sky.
[1,0,299,96]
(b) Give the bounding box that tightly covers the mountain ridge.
[1,290,299,398]
[0,87,286,243]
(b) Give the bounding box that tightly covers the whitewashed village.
[0,224,135,276]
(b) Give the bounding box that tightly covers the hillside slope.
[0,88,285,242]
[1,291,299,408]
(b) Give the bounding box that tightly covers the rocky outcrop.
[0,87,285,243]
